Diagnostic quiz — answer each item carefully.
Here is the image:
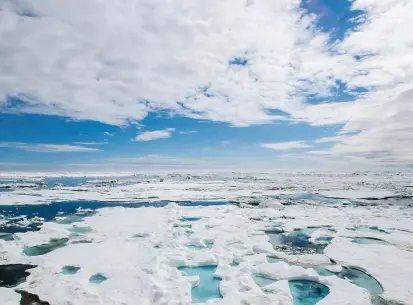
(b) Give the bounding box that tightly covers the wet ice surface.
[0,171,413,305]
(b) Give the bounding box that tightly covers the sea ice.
[325,237,413,304]
[0,171,412,305]
[0,287,21,305]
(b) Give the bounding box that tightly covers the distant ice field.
[1,172,412,305]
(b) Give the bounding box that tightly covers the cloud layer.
[0,0,412,165]
[0,0,340,127]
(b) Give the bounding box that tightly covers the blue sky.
[0,0,412,171]
[0,112,340,171]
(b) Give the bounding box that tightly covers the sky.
[0,0,412,172]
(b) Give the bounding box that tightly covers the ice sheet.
[0,171,412,305]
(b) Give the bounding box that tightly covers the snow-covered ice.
[0,171,412,304]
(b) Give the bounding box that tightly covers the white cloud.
[0,142,100,152]
[179,130,197,135]
[289,0,413,166]
[134,129,173,141]
[307,150,332,155]
[0,0,344,127]
[0,0,412,165]
[260,141,311,151]
[104,132,114,136]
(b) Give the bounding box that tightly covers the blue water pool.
[23,238,69,256]
[61,266,80,275]
[180,217,202,222]
[289,280,330,305]
[352,237,388,245]
[178,265,222,303]
[89,273,107,284]
[314,266,383,295]
[266,229,327,254]
[338,267,383,294]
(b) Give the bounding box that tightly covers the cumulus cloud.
[291,0,413,166]
[0,142,100,152]
[0,0,412,165]
[134,129,174,141]
[296,0,413,124]
[0,0,344,127]
[260,141,311,150]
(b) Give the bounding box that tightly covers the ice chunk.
[0,287,21,304]
[324,265,342,273]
